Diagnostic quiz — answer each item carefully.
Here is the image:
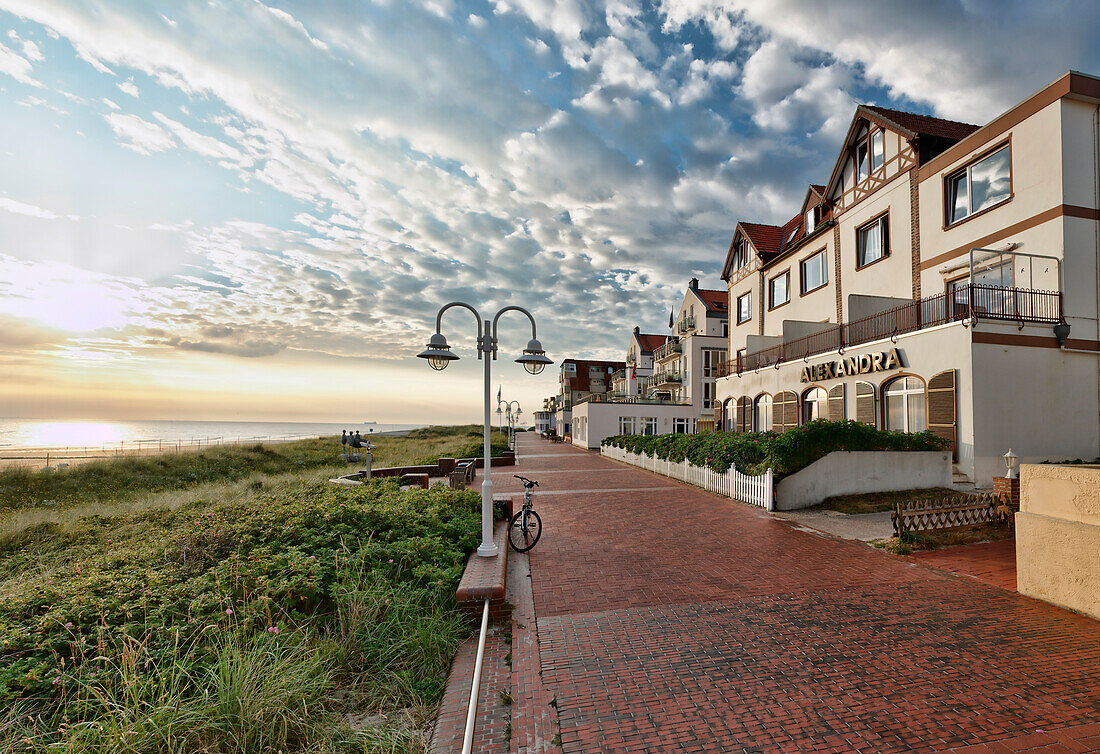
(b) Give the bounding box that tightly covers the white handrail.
[461,598,491,754]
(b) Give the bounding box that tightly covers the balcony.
[717,285,1063,377]
[654,340,682,362]
[646,370,682,388]
[676,315,696,334]
[575,393,684,406]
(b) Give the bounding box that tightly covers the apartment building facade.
[609,327,664,398]
[646,278,729,430]
[553,358,625,437]
[715,71,1100,485]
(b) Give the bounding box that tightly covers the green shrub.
[601,420,949,477]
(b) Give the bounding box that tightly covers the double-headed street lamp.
[417,303,552,557]
[501,399,521,449]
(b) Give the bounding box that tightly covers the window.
[946,144,1011,224]
[800,250,828,294]
[702,381,715,409]
[641,417,657,435]
[856,214,889,268]
[768,271,790,309]
[737,292,752,324]
[870,129,884,172]
[702,349,726,378]
[805,207,816,235]
[722,321,728,338]
[673,417,693,434]
[618,416,636,435]
[802,387,828,423]
[733,238,751,270]
[884,376,926,432]
[856,128,869,182]
[754,394,772,432]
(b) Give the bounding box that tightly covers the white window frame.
[884,377,926,433]
[641,417,658,436]
[754,394,772,432]
[802,387,828,423]
[618,416,637,435]
[737,292,752,324]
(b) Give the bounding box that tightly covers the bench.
[449,461,476,490]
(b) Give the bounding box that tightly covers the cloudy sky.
[1,0,1098,424]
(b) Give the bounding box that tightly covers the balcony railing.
[610,368,626,382]
[677,316,696,334]
[717,285,1062,377]
[654,340,682,361]
[646,370,682,387]
[575,393,686,406]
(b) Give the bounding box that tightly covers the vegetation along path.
[475,434,1100,753]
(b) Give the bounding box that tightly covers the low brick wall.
[455,521,511,623]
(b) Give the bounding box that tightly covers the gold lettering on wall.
[799,348,904,383]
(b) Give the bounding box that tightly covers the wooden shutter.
[855,381,876,426]
[773,391,797,432]
[828,384,846,421]
[927,369,957,458]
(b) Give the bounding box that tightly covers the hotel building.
[715,71,1100,486]
[553,358,625,438]
[609,327,664,398]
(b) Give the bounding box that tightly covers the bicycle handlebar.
[513,474,539,488]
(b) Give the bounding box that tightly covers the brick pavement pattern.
[496,435,1100,753]
[911,539,1018,592]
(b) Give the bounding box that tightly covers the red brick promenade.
[447,434,1100,753]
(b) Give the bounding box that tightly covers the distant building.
[609,326,664,398]
[553,358,625,437]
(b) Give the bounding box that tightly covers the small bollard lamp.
[1004,448,1018,479]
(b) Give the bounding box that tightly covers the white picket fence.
[601,444,774,511]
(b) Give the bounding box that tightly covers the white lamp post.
[1004,448,1018,479]
[417,303,552,557]
[502,399,520,450]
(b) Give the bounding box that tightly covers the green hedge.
[601,420,950,477]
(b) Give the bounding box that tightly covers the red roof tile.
[694,288,728,312]
[863,105,980,142]
[559,358,626,393]
[739,222,784,257]
[635,333,665,352]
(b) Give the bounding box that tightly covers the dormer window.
[856,127,869,181]
[733,238,751,270]
[855,126,884,183]
[870,129,884,172]
[805,207,816,234]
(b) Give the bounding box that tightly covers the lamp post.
[1004,448,1018,479]
[417,304,552,557]
[502,400,521,449]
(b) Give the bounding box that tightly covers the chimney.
[633,325,640,334]
[689,277,699,290]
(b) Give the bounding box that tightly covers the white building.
[570,396,701,450]
[715,71,1100,486]
[609,326,664,398]
[553,358,625,437]
[647,278,728,431]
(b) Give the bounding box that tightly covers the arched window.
[722,398,735,432]
[754,394,772,432]
[802,387,828,424]
[883,376,926,432]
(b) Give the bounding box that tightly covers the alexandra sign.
[799,348,904,383]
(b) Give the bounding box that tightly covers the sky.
[1,0,1099,424]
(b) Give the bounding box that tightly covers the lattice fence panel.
[891,492,1000,536]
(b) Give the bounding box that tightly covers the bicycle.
[508,475,543,552]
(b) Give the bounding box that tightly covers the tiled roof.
[863,105,980,142]
[694,288,728,313]
[635,333,665,352]
[739,221,784,257]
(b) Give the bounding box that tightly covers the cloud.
[0,39,39,86]
[0,196,61,219]
[104,112,175,154]
[117,79,139,97]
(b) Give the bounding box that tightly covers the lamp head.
[1053,320,1071,347]
[516,338,553,375]
[417,332,459,371]
[1004,448,1018,478]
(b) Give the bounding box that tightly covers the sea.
[0,418,425,451]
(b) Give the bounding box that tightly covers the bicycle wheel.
[508,509,542,552]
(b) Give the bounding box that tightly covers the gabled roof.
[721,220,783,280]
[862,105,980,142]
[824,105,980,200]
[633,332,665,352]
[799,184,828,214]
[693,288,728,313]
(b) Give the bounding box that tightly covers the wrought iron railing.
[676,316,696,334]
[646,370,682,387]
[717,285,1062,376]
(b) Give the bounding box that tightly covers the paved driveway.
[491,435,1100,753]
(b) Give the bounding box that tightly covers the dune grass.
[0,426,498,753]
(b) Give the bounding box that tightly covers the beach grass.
[0,425,511,753]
